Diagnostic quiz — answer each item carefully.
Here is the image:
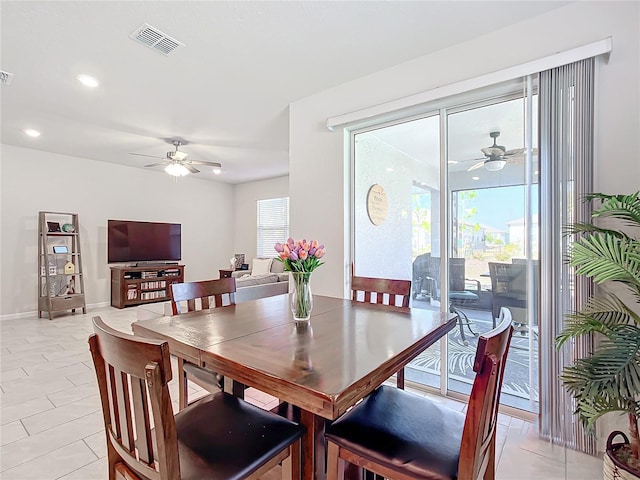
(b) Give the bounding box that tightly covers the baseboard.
[0,301,111,322]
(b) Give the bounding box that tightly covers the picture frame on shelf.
[53,245,68,254]
[234,253,245,270]
[47,221,62,232]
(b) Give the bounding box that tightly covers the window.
[256,197,289,257]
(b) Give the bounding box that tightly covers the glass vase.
[290,272,313,322]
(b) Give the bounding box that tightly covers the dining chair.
[324,309,514,480]
[88,316,303,480]
[351,275,411,388]
[170,277,237,410]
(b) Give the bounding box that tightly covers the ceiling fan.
[465,131,534,172]
[129,140,222,176]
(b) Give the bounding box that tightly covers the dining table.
[131,293,457,480]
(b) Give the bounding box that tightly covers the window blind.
[256,197,289,258]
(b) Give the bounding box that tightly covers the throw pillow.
[251,258,273,276]
[270,259,285,274]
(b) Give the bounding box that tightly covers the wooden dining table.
[131,294,457,480]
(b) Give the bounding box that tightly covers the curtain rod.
[326,37,612,131]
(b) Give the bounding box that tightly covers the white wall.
[233,176,289,265]
[289,1,640,300]
[0,144,235,317]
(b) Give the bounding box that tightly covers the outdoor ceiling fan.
[465,131,535,172]
[129,140,222,176]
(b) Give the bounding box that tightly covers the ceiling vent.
[0,70,14,85]
[130,23,184,56]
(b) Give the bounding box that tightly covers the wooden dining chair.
[325,310,514,480]
[351,275,411,389]
[88,316,303,480]
[170,277,237,410]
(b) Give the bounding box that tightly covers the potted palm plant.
[557,192,640,479]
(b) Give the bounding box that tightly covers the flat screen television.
[107,220,181,263]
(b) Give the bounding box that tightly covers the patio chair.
[170,277,237,410]
[488,262,537,338]
[325,311,514,480]
[88,316,303,480]
[423,257,481,345]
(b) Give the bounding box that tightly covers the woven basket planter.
[604,431,640,480]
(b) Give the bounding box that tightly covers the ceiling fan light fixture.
[165,163,189,176]
[484,159,507,172]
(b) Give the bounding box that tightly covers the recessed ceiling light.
[213,166,222,175]
[76,74,100,88]
[386,167,393,172]
[471,176,480,181]
[24,129,41,137]
[448,160,458,164]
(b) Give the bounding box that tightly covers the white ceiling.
[1,1,566,184]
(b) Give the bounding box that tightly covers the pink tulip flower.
[299,249,308,260]
[315,248,325,259]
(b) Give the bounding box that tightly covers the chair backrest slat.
[114,368,136,453]
[89,316,179,480]
[351,275,411,308]
[170,277,236,315]
[131,376,154,465]
[458,308,513,480]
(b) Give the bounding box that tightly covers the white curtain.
[538,58,596,454]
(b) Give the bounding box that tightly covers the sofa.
[136,258,289,320]
[233,257,289,303]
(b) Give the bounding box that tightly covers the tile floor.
[0,305,603,479]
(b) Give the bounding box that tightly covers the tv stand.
[110,264,184,308]
[131,261,179,267]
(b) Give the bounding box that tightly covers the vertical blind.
[256,197,289,257]
[539,58,596,454]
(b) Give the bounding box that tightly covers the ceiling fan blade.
[129,152,164,159]
[467,160,485,172]
[186,160,222,168]
[183,164,200,174]
[144,161,170,168]
[505,148,526,156]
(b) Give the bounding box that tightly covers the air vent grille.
[130,23,184,56]
[0,70,14,85]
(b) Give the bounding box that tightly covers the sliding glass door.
[352,79,539,414]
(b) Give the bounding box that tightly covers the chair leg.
[177,357,188,410]
[283,440,300,480]
[396,368,405,389]
[327,442,341,480]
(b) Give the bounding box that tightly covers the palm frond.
[561,325,640,405]
[587,191,640,227]
[564,222,630,239]
[573,396,640,432]
[571,234,640,292]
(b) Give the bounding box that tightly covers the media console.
[110,265,185,309]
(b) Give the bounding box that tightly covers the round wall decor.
[366,184,388,226]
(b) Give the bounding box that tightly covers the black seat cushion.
[325,385,465,480]
[175,393,304,480]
